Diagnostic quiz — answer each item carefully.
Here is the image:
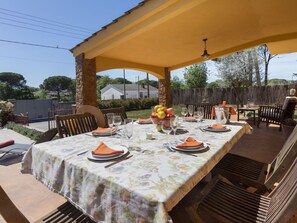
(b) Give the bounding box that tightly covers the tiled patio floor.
[0,121,294,222]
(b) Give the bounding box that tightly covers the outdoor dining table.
[22,120,251,223]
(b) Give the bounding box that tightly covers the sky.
[0,1,297,88]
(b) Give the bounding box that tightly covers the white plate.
[204,126,231,132]
[87,146,128,161]
[136,120,152,124]
[170,143,207,152]
[183,117,197,122]
[91,129,117,136]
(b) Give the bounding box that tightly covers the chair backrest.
[0,185,29,223]
[36,128,58,144]
[266,157,297,223]
[264,125,297,189]
[101,107,127,126]
[76,105,106,128]
[187,103,215,119]
[56,113,97,138]
[258,105,283,125]
[282,97,297,120]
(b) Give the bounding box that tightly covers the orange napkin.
[183,116,196,121]
[92,142,124,156]
[91,127,116,135]
[176,137,203,148]
[137,118,152,124]
[209,124,226,129]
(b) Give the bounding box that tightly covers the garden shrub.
[5,123,42,141]
[97,98,158,111]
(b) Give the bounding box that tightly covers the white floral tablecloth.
[22,120,251,223]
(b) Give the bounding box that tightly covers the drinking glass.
[196,107,204,122]
[106,113,114,136]
[188,105,194,117]
[113,115,122,130]
[181,107,188,119]
[161,120,172,144]
[170,117,178,138]
[123,119,134,146]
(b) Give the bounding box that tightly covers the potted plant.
[282,118,297,138]
[0,100,14,127]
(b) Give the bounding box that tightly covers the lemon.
[157,111,166,119]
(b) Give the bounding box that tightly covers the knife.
[104,155,133,168]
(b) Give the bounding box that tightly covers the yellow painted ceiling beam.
[95,56,166,79]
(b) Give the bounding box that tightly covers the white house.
[101,84,158,100]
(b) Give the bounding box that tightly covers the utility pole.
[146,73,150,98]
[123,69,126,99]
[138,75,140,98]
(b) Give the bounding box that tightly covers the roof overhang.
[71,0,297,74]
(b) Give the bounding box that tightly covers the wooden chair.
[257,98,296,131]
[0,128,58,161]
[186,103,216,119]
[213,124,297,193]
[76,105,106,128]
[101,107,127,127]
[0,185,95,223]
[55,113,97,138]
[197,156,297,223]
[257,105,283,130]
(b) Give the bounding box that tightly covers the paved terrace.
[0,120,296,222]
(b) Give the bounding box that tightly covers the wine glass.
[170,117,178,139]
[123,119,134,146]
[113,115,122,130]
[181,107,188,120]
[161,120,172,145]
[188,105,194,117]
[196,107,204,122]
[106,113,114,136]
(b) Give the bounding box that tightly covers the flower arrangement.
[150,105,175,131]
[0,100,14,127]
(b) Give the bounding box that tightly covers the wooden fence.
[171,84,297,106]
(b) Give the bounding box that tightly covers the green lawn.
[126,105,182,119]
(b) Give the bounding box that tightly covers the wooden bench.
[55,113,97,138]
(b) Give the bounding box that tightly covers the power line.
[0,16,87,37]
[0,7,95,33]
[0,21,83,40]
[0,55,73,65]
[0,39,69,50]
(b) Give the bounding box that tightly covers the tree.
[258,44,277,86]
[137,79,158,89]
[0,72,34,100]
[113,77,132,84]
[171,76,185,89]
[207,79,225,88]
[215,51,252,106]
[0,72,26,89]
[268,78,289,86]
[43,76,73,101]
[184,63,208,88]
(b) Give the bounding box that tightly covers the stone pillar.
[158,68,171,107]
[75,53,97,108]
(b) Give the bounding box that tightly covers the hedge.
[97,98,158,111]
[5,123,42,141]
